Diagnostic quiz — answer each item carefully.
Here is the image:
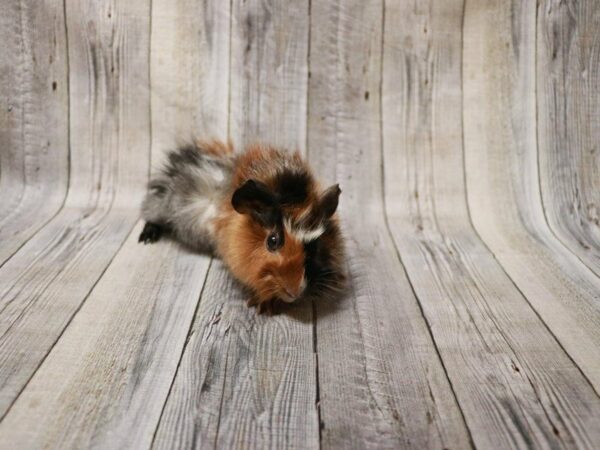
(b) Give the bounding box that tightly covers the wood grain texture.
[0,0,150,417]
[229,0,309,150]
[383,3,600,447]
[1,0,600,447]
[0,0,231,444]
[154,2,318,447]
[0,0,68,265]
[536,0,600,275]
[308,1,471,448]
[463,0,600,395]
[152,263,236,450]
[0,222,210,449]
[154,263,318,450]
[151,0,230,164]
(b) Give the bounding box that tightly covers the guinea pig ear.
[318,184,341,219]
[232,179,279,227]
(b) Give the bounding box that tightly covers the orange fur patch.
[196,139,234,157]
[215,205,305,304]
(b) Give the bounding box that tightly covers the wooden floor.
[1,1,600,448]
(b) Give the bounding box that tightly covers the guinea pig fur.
[139,140,346,313]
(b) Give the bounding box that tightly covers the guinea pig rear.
[139,140,234,251]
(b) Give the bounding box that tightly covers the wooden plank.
[153,262,318,450]
[65,0,149,206]
[383,1,600,447]
[536,1,600,275]
[154,1,317,447]
[0,0,150,417]
[0,0,229,444]
[307,1,471,448]
[150,0,236,447]
[229,0,309,150]
[0,0,68,266]
[150,0,231,165]
[463,0,600,394]
[152,263,234,450]
[0,222,210,449]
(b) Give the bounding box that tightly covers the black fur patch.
[148,180,167,196]
[171,145,203,166]
[275,170,311,205]
[232,179,281,228]
[139,222,166,244]
[165,144,205,178]
[303,224,344,298]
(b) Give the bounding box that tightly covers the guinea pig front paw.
[247,296,260,308]
[247,297,280,316]
[138,222,164,244]
[257,300,277,316]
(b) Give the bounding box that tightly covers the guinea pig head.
[231,179,307,303]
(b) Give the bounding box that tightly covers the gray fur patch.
[141,146,234,251]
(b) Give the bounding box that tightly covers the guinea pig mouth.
[280,288,298,303]
[280,280,306,303]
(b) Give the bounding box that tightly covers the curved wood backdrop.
[0,1,599,449]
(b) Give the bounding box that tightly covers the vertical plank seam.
[210,3,234,445]
[305,0,312,161]
[212,332,231,450]
[312,300,322,448]
[18,0,26,192]
[459,0,600,400]
[63,0,72,221]
[379,0,476,446]
[148,0,153,179]
[532,2,600,279]
[227,0,233,142]
[305,0,321,447]
[149,257,214,448]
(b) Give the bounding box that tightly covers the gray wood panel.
[308,1,471,448]
[537,0,600,275]
[0,222,210,449]
[0,0,599,448]
[463,0,600,395]
[154,262,318,450]
[383,2,600,447]
[153,262,238,450]
[0,0,150,418]
[0,0,69,266]
[154,1,318,448]
[150,0,230,165]
[0,0,228,445]
[229,0,309,151]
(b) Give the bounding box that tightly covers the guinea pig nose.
[284,287,298,299]
[284,279,306,300]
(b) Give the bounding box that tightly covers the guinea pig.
[139,140,346,313]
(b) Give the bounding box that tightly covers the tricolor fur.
[140,141,346,313]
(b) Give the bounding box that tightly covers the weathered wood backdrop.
[1,0,599,448]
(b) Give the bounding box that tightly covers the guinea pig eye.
[266,232,281,252]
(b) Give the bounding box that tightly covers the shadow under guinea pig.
[166,237,349,323]
[230,279,348,323]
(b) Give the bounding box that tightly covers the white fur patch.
[294,225,325,242]
[177,164,229,240]
[284,217,325,243]
[299,276,307,293]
